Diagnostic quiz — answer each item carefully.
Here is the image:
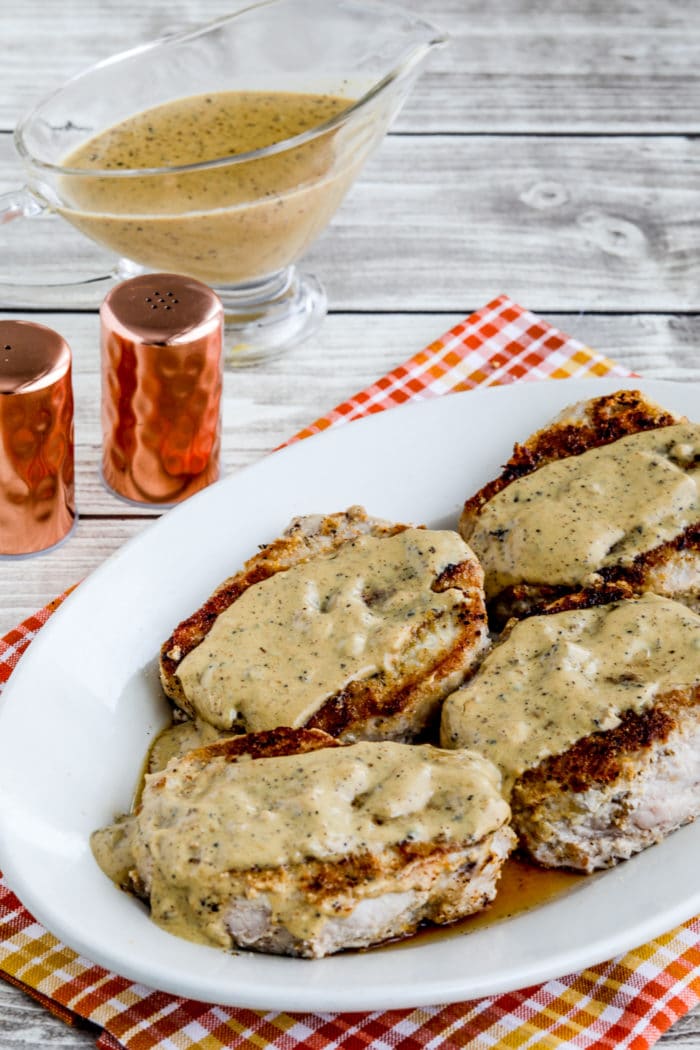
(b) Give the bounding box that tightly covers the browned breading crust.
[135,728,341,887]
[599,522,700,589]
[182,726,340,766]
[488,583,637,652]
[513,690,697,797]
[135,728,515,953]
[473,588,695,796]
[510,681,700,871]
[459,390,696,625]
[160,507,406,714]
[488,525,700,627]
[306,557,487,740]
[496,580,637,627]
[160,508,489,741]
[460,390,680,530]
[526,529,700,609]
[241,835,494,913]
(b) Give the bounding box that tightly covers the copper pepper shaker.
[100,274,223,506]
[0,320,76,557]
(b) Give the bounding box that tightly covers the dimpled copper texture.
[100,274,223,505]
[0,321,76,557]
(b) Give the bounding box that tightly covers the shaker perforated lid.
[100,273,223,506]
[0,320,76,556]
[0,320,71,394]
[102,273,223,346]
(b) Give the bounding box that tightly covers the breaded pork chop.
[441,587,700,872]
[458,390,699,624]
[160,506,489,743]
[92,727,515,957]
[512,685,700,873]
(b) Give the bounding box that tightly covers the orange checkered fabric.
[286,295,626,446]
[2,295,696,1050]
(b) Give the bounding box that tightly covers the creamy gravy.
[92,742,508,946]
[441,593,700,793]
[147,719,227,775]
[60,90,355,284]
[176,529,473,731]
[91,817,135,890]
[465,423,700,597]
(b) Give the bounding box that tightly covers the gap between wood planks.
[1,128,699,139]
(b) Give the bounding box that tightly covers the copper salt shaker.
[0,321,76,557]
[100,274,223,506]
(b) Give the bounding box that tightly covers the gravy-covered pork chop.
[441,588,700,872]
[92,728,515,957]
[459,390,699,624]
[160,506,488,742]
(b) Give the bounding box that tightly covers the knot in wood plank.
[577,209,648,258]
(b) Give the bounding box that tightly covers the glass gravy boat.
[1,0,445,364]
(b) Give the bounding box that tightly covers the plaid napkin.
[2,294,699,1050]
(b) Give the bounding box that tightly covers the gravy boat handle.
[0,186,44,225]
[0,186,115,308]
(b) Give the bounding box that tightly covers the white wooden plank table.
[1,1,699,1045]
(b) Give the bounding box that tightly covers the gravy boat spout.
[6,0,447,364]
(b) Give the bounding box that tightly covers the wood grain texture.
[1,1,700,132]
[2,133,700,313]
[0,982,96,1047]
[0,309,698,636]
[661,1009,700,1048]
